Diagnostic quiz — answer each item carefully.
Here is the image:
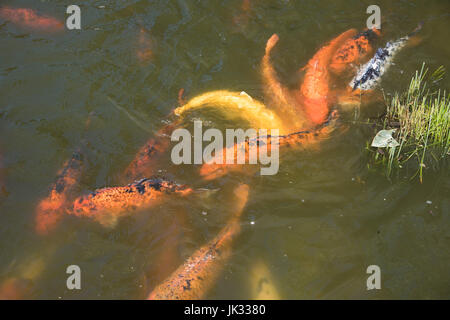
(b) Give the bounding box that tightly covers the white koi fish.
[350,22,423,91]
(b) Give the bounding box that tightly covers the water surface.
[0,0,449,299]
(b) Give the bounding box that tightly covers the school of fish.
[0,4,423,299]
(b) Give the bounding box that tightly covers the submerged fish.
[0,278,32,300]
[0,7,64,32]
[123,89,285,182]
[199,111,338,181]
[122,121,179,182]
[350,23,423,91]
[35,114,95,234]
[329,27,382,74]
[250,259,281,300]
[68,178,193,228]
[148,184,249,300]
[35,150,84,235]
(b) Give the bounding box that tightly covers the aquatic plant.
[369,63,450,182]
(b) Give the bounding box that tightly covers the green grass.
[369,63,450,182]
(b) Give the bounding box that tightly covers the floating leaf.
[371,129,400,148]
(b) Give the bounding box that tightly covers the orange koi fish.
[199,111,338,181]
[148,183,249,300]
[124,89,285,182]
[68,178,193,227]
[35,150,83,235]
[0,236,64,299]
[329,28,382,75]
[299,29,357,125]
[0,7,64,32]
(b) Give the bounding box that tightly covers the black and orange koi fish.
[68,178,193,227]
[199,111,339,181]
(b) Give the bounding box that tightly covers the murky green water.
[0,0,449,299]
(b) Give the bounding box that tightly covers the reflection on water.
[0,0,449,299]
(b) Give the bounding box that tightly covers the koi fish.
[123,121,179,182]
[329,28,382,75]
[68,178,193,228]
[0,7,64,32]
[146,207,191,288]
[250,259,281,300]
[350,23,423,91]
[35,113,95,234]
[35,150,83,235]
[199,111,338,181]
[136,27,154,63]
[154,218,186,281]
[122,88,199,182]
[299,29,357,125]
[147,183,249,300]
[262,30,355,128]
[0,237,63,299]
[124,90,284,182]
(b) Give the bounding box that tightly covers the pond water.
[0,0,449,299]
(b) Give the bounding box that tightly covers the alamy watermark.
[66,5,81,30]
[170,121,280,176]
[66,265,81,290]
[366,265,381,290]
[366,5,381,30]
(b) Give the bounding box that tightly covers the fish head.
[329,28,381,75]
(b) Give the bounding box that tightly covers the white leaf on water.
[371,129,400,148]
